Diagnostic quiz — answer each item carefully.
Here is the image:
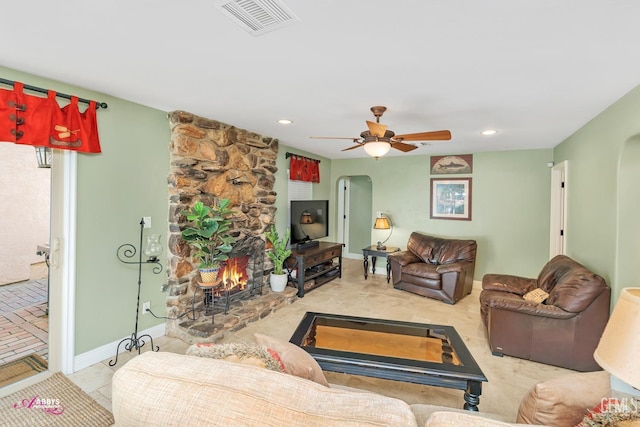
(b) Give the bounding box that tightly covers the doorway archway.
[337,176,372,258]
[0,148,75,396]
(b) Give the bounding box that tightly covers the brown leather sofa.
[479,255,610,371]
[387,232,477,304]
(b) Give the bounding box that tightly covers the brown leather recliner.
[388,232,477,304]
[480,255,610,371]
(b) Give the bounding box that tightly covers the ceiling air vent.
[214,0,300,36]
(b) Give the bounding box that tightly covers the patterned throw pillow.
[186,342,285,372]
[577,398,640,426]
[255,333,329,387]
[523,288,549,304]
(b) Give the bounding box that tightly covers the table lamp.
[593,287,640,392]
[373,213,392,250]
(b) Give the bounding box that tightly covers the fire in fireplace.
[216,255,249,295]
[204,235,266,315]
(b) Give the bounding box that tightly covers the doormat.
[0,372,114,426]
[0,354,48,388]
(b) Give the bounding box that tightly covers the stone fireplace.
[165,111,296,343]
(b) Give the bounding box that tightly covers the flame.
[218,256,249,293]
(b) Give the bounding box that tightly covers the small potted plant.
[181,199,236,284]
[265,224,292,292]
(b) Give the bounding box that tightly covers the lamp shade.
[373,213,393,250]
[593,287,640,390]
[374,216,391,230]
[363,141,391,158]
[300,211,314,224]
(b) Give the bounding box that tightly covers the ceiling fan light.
[363,141,391,158]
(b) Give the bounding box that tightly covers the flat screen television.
[290,200,329,249]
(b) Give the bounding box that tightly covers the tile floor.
[66,258,575,422]
[0,278,49,364]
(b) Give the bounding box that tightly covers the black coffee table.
[289,312,487,411]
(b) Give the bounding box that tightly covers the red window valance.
[289,154,320,183]
[0,81,101,153]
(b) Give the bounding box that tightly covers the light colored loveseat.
[111,351,558,427]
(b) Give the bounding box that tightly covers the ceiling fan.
[310,106,451,158]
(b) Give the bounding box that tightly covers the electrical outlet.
[143,216,151,228]
[142,301,150,314]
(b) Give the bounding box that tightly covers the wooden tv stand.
[285,242,343,297]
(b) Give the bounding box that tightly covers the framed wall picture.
[430,178,472,221]
[430,154,473,175]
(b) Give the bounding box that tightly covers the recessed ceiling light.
[481,129,497,136]
[278,119,293,125]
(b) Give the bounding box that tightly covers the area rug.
[0,372,114,426]
[0,354,48,388]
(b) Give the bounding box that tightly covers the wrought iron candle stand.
[109,218,162,366]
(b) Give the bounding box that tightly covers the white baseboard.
[372,266,387,276]
[344,252,389,276]
[344,252,362,260]
[72,323,166,372]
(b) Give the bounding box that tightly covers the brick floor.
[0,279,49,364]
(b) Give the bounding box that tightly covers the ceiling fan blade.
[390,141,418,152]
[393,130,452,141]
[310,136,361,140]
[341,144,364,151]
[366,121,387,138]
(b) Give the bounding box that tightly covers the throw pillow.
[577,398,640,426]
[516,371,610,426]
[186,342,284,372]
[523,288,549,304]
[255,333,329,387]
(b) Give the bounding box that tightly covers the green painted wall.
[348,176,372,252]
[330,149,553,279]
[553,83,640,304]
[0,66,170,355]
[617,136,640,303]
[74,98,169,353]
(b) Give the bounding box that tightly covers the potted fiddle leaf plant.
[265,224,292,292]
[181,199,236,284]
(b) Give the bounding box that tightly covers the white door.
[48,150,76,374]
[549,161,568,258]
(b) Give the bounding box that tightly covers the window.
[287,175,312,230]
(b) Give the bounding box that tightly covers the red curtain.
[49,96,101,153]
[289,156,320,183]
[0,85,21,142]
[0,81,101,153]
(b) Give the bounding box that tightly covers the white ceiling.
[2,0,640,159]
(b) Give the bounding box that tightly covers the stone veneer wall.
[165,110,285,340]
